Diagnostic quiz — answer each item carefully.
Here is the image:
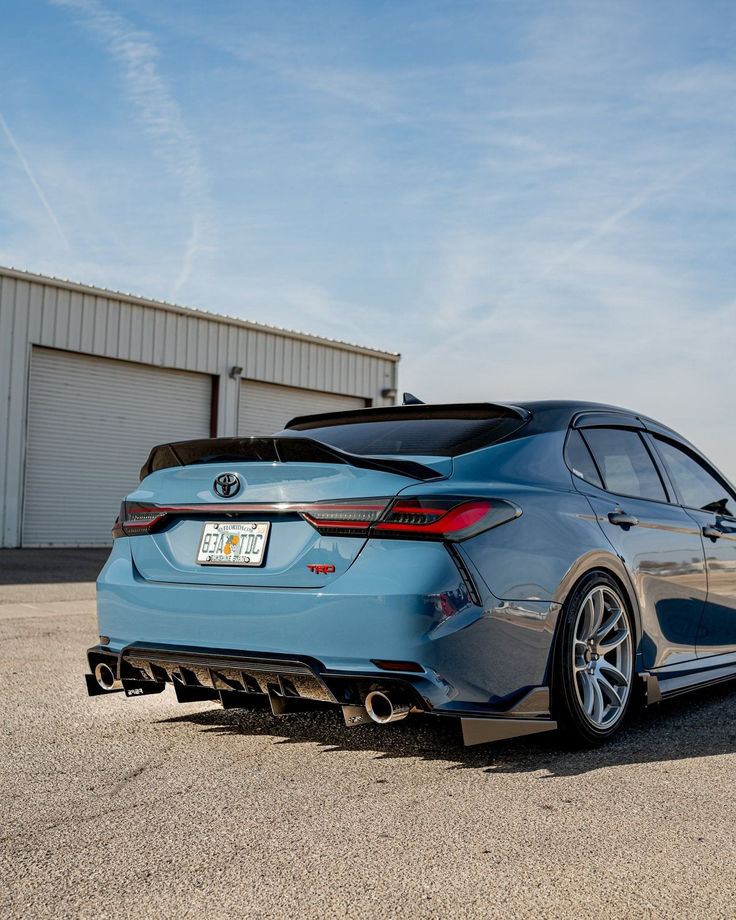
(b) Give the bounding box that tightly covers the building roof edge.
[0,265,401,361]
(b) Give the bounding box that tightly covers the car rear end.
[86,403,556,740]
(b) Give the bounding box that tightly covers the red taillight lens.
[375,496,520,541]
[301,496,520,541]
[376,498,489,533]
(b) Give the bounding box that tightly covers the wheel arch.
[551,550,643,664]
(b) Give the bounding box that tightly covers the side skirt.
[647,652,736,700]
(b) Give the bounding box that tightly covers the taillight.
[115,502,169,537]
[299,500,388,537]
[300,496,520,542]
[112,495,520,543]
[374,497,520,541]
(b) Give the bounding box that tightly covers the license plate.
[196,521,270,566]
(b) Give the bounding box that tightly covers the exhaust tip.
[94,662,120,691]
[364,690,410,724]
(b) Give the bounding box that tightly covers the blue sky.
[2,1,736,473]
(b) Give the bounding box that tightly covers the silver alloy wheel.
[571,585,633,729]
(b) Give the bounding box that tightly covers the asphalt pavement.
[2,549,736,920]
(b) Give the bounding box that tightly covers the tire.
[552,571,635,745]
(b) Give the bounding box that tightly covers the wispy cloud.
[210,275,378,346]
[0,111,69,248]
[205,30,407,122]
[51,0,215,298]
[545,155,714,272]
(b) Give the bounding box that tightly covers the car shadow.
[157,680,736,776]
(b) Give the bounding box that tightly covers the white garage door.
[23,347,212,546]
[239,380,367,436]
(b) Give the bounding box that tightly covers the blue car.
[85,400,736,746]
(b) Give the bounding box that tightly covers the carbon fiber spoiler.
[140,436,445,482]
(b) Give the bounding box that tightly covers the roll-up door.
[238,380,367,436]
[23,347,212,546]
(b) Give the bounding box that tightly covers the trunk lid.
[126,455,450,588]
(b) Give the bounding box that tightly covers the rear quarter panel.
[435,433,621,603]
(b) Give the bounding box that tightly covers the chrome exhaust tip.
[94,661,121,691]
[364,690,410,724]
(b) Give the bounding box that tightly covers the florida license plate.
[196,522,270,566]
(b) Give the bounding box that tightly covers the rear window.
[582,427,667,502]
[564,429,603,488]
[283,406,529,457]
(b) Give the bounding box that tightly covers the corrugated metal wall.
[24,348,212,546]
[0,268,399,547]
[238,380,367,435]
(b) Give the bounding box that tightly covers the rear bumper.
[94,537,561,718]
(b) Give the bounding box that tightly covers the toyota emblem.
[213,472,241,498]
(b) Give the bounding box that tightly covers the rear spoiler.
[286,401,530,431]
[140,436,446,483]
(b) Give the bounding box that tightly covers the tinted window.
[582,428,667,501]
[652,437,736,516]
[283,415,527,457]
[564,429,603,488]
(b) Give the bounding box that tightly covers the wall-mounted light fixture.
[381,387,397,399]
[229,365,243,379]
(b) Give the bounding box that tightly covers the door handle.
[607,512,639,527]
[702,525,722,540]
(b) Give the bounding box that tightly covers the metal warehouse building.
[0,267,400,548]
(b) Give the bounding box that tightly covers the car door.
[647,434,736,658]
[566,424,707,670]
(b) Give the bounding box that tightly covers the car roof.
[281,399,734,488]
[513,400,684,438]
[286,399,675,437]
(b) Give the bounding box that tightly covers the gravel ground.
[2,550,736,920]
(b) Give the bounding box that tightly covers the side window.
[652,437,736,517]
[564,429,603,488]
[582,428,667,502]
